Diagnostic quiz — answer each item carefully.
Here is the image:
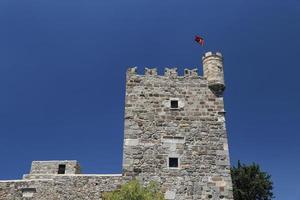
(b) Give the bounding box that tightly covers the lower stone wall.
[0,174,124,200]
[0,174,233,199]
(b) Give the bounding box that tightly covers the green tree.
[102,180,165,200]
[231,161,274,200]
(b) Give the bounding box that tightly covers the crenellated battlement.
[127,67,137,75]
[127,67,202,78]
[164,68,178,78]
[202,51,223,61]
[184,68,198,78]
[126,51,225,95]
[127,52,224,80]
[145,68,158,75]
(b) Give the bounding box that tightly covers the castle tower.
[123,52,233,200]
[202,52,225,95]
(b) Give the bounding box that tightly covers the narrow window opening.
[217,65,223,72]
[58,164,66,174]
[169,157,179,168]
[170,100,178,109]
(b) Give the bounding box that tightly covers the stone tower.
[123,52,233,199]
[202,52,225,95]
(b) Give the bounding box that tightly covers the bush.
[102,180,165,200]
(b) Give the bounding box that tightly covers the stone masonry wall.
[0,175,124,200]
[123,62,233,199]
[29,160,81,175]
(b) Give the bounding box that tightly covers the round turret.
[202,52,225,95]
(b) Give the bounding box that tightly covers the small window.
[170,100,178,109]
[217,65,223,72]
[58,164,66,174]
[169,157,179,168]
[22,188,36,198]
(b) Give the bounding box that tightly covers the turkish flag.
[195,35,204,46]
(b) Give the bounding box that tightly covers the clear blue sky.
[0,0,299,199]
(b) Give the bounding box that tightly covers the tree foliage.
[231,161,274,200]
[102,180,165,200]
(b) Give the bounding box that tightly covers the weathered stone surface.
[123,52,233,199]
[0,174,124,200]
[29,160,81,175]
[0,52,233,200]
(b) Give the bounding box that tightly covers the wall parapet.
[202,51,223,61]
[30,160,81,175]
[0,179,53,183]
[23,173,123,180]
[127,67,203,79]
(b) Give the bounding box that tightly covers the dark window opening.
[58,164,66,174]
[217,65,223,72]
[169,157,179,168]
[170,100,178,109]
[21,188,36,198]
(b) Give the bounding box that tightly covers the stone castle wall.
[29,161,81,175]
[123,62,233,199]
[0,160,124,199]
[0,174,124,200]
[0,52,234,200]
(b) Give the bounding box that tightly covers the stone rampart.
[0,174,124,200]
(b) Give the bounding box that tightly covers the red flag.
[195,35,204,46]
